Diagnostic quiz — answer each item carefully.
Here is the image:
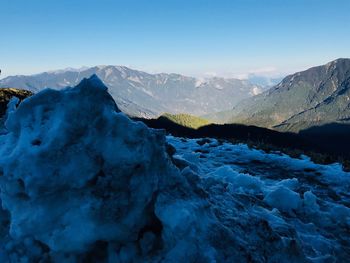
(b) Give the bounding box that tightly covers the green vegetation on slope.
[161,113,210,129]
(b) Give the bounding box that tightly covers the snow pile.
[0,76,217,262]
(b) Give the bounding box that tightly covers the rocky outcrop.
[0,88,32,117]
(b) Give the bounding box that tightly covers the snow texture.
[0,75,349,262]
[167,136,350,262]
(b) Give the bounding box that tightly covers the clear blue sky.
[1,0,350,78]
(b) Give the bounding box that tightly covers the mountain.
[0,66,260,118]
[208,58,350,131]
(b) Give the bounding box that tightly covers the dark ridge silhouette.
[134,116,350,163]
[135,116,314,150]
[299,122,350,156]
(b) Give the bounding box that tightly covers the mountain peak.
[324,58,350,72]
[330,57,350,63]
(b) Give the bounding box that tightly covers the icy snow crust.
[167,136,350,262]
[0,75,349,262]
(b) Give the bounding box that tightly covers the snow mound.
[167,136,350,262]
[0,76,217,262]
[264,186,302,213]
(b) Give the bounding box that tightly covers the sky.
[1,0,350,79]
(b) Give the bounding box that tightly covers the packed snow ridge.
[0,75,349,262]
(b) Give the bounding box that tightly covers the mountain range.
[2,59,350,133]
[0,66,262,118]
[207,58,350,132]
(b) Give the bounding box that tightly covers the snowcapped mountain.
[0,66,261,118]
[0,75,349,261]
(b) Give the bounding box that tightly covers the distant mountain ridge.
[208,58,350,132]
[0,66,262,118]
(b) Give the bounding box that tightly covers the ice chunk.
[277,178,299,190]
[264,186,302,213]
[330,204,350,226]
[303,191,320,212]
[209,166,263,194]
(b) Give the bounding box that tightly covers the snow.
[303,191,320,212]
[207,166,263,194]
[264,186,302,213]
[0,75,349,262]
[167,136,350,261]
